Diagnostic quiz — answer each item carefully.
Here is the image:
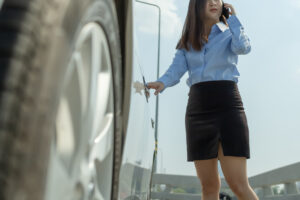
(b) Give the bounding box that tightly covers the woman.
[147,0,259,199]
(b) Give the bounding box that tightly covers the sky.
[135,0,300,178]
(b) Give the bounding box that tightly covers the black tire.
[0,0,123,199]
[219,192,232,200]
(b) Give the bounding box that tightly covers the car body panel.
[117,0,160,199]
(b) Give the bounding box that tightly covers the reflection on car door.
[117,1,160,199]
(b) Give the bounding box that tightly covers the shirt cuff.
[227,15,242,28]
[156,78,167,93]
[227,15,244,32]
[226,15,244,35]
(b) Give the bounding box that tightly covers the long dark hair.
[176,0,227,51]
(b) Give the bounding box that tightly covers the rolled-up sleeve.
[227,15,251,55]
[156,49,188,93]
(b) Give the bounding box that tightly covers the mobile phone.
[220,3,230,20]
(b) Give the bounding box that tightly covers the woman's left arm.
[224,3,251,55]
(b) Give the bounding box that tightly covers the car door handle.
[143,76,150,102]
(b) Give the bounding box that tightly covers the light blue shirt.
[153,14,251,94]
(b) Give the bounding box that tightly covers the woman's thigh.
[218,141,249,187]
[194,157,220,189]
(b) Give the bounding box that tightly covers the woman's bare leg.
[194,157,220,200]
[218,141,259,200]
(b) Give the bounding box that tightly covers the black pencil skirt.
[185,80,250,161]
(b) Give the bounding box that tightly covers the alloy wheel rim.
[44,22,114,200]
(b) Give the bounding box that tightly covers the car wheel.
[0,0,123,199]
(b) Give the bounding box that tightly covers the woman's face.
[204,0,223,22]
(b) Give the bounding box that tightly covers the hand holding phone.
[221,3,230,19]
[219,2,236,22]
[223,2,236,16]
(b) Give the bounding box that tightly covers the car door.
[117,1,160,200]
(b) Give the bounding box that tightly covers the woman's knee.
[201,179,221,194]
[226,180,250,196]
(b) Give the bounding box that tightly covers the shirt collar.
[215,21,229,32]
